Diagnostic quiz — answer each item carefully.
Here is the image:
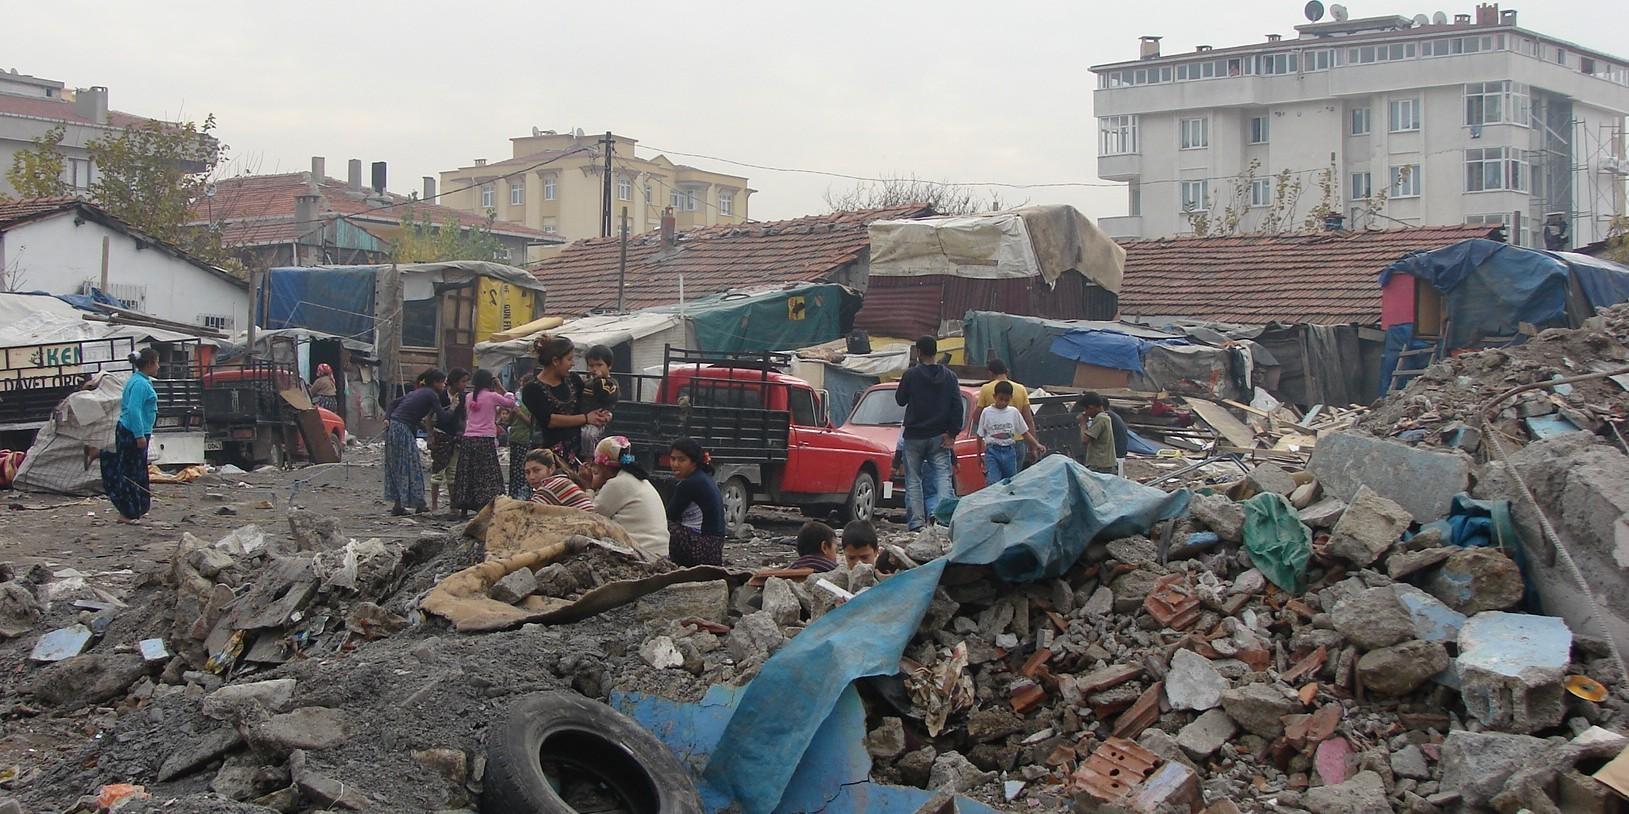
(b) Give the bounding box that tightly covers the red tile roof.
[0,93,153,129]
[1116,225,1499,325]
[192,172,554,247]
[529,204,935,315]
[0,196,81,229]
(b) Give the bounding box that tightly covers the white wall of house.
[0,213,247,331]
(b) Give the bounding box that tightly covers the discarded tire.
[482,691,703,814]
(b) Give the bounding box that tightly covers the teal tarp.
[702,455,1190,813]
[650,283,861,354]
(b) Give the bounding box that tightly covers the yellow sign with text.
[476,277,536,341]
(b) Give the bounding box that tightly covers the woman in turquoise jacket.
[102,348,158,523]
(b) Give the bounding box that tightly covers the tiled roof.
[192,172,554,247]
[0,93,153,129]
[1117,225,1499,325]
[0,196,81,229]
[529,204,935,315]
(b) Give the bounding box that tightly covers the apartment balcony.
[1098,153,1142,182]
[1098,215,1144,239]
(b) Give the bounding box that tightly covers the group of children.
[749,518,887,587]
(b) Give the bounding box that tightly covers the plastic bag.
[1241,492,1312,594]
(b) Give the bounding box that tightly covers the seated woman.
[524,448,594,512]
[587,436,669,561]
[664,437,726,567]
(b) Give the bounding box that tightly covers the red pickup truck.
[841,381,988,501]
[612,349,894,529]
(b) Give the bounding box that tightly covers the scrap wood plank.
[1185,398,1259,449]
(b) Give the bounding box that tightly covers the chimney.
[422,176,437,201]
[347,159,363,190]
[1139,36,1162,59]
[1454,13,1472,24]
[474,158,487,166]
[660,207,676,248]
[1475,3,1499,25]
[1500,8,1517,25]
[294,192,323,254]
[73,86,108,125]
[1266,33,1282,43]
[370,161,387,194]
[310,156,326,180]
[1323,212,1346,232]
[1196,45,1213,52]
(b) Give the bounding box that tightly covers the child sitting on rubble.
[525,448,595,512]
[749,521,839,586]
[840,520,895,574]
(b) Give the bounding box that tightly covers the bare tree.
[824,174,1022,215]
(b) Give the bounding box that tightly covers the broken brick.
[1283,645,1328,683]
[1021,648,1054,678]
[1144,575,1202,631]
[1077,663,1143,694]
[1012,683,1047,714]
[1112,681,1165,740]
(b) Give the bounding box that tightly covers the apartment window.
[1128,182,1142,217]
[1424,35,1501,57]
[1350,107,1372,136]
[1390,164,1421,198]
[685,190,698,212]
[643,182,653,202]
[1347,42,1416,64]
[1465,147,1527,192]
[1465,81,1530,127]
[509,182,524,205]
[617,177,632,201]
[1180,180,1209,212]
[197,314,234,332]
[1556,48,1567,65]
[480,184,494,208]
[719,189,734,216]
[1249,178,1271,208]
[1257,52,1298,75]
[1388,98,1421,132]
[81,281,145,311]
[1249,115,1270,144]
[1304,49,1333,71]
[542,218,558,234]
[1180,117,1208,150]
[63,157,93,191]
[1098,115,1138,156]
[670,189,683,209]
[543,175,557,200]
[1350,172,1373,200]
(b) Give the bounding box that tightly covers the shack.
[256,261,545,396]
[858,205,1124,339]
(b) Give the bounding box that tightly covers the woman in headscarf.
[102,348,159,524]
[309,363,339,412]
[586,436,668,561]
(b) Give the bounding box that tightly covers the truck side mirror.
[816,389,831,428]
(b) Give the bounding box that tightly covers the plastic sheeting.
[1379,239,1571,349]
[650,284,861,354]
[13,372,127,495]
[1241,492,1312,594]
[261,267,377,341]
[868,205,1125,292]
[1049,329,1188,374]
[1554,251,1629,311]
[964,311,1184,389]
[474,311,689,371]
[702,456,1190,813]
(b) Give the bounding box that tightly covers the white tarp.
[13,371,127,495]
[474,312,690,372]
[867,205,1124,293]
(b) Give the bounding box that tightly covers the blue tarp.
[1048,328,1189,375]
[260,267,378,341]
[1379,239,1572,349]
[31,287,122,313]
[1555,251,1629,310]
[702,455,1190,812]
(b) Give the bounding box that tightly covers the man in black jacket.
[895,336,962,530]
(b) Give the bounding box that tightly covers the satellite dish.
[1305,0,1326,21]
[1331,3,1349,21]
[1412,13,1430,26]
[1433,10,1448,24]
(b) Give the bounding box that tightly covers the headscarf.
[316,363,334,378]
[594,435,635,468]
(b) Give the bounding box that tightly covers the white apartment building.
[1089,4,1629,248]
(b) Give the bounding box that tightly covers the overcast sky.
[9,0,1627,222]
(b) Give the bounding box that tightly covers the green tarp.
[650,284,861,354]
[1242,492,1312,594]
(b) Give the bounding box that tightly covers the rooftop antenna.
[1432,10,1448,23]
[1412,13,1430,26]
[1331,3,1349,21]
[1304,0,1326,21]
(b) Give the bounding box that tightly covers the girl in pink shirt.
[449,369,516,517]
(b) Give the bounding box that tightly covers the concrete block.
[1308,431,1472,522]
[1457,611,1572,733]
[1327,486,1411,567]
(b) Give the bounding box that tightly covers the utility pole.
[600,131,614,238]
[618,207,629,313]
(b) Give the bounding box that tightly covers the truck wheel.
[722,477,751,534]
[329,431,344,462]
[482,691,702,814]
[842,471,878,523]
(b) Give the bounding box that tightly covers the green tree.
[4,124,69,199]
[1605,214,1629,265]
[86,115,223,255]
[389,211,510,263]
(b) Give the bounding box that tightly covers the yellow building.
[438,130,753,244]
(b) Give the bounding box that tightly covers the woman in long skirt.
[101,349,159,524]
[310,363,340,412]
[384,369,450,516]
[450,369,516,517]
[428,369,469,513]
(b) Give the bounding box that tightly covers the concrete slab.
[1457,611,1572,733]
[1308,431,1472,522]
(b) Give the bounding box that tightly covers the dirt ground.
[0,443,867,811]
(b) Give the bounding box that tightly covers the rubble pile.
[1360,302,1629,454]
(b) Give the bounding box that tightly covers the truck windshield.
[846,389,906,426]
